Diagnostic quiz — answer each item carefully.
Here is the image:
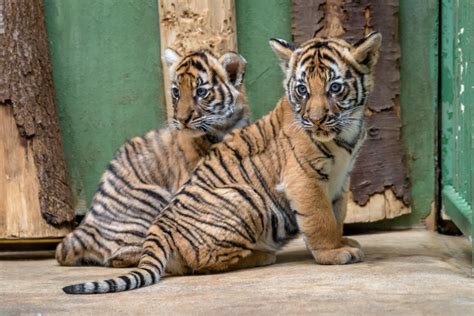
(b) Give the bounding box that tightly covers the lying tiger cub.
[56,48,249,268]
[63,32,381,294]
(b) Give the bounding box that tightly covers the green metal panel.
[44,0,165,214]
[236,0,292,119]
[440,0,473,270]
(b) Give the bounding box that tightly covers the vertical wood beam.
[158,0,238,117]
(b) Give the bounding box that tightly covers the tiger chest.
[309,141,361,202]
[327,149,353,201]
[331,136,366,200]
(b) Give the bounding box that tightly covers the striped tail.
[62,232,171,294]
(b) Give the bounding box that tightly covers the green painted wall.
[236,0,292,119]
[44,0,165,214]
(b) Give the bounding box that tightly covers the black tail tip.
[63,285,78,294]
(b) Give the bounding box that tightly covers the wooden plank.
[291,0,410,223]
[0,106,70,239]
[0,0,73,237]
[158,0,238,117]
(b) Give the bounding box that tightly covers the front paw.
[311,247,364,265]
[341,237,361,249]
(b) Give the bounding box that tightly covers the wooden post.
[158,0,238,117]
[0,0,73,240]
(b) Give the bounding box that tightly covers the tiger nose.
[311,115,327,126]
[178,113,193,125]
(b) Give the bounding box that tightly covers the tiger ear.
[219,52,247,89]
[352,32,382,69]
[269,38,294,72]
[163,48,182,72]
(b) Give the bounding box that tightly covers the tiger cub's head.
[163,49,249,139]
[270,32,382,142]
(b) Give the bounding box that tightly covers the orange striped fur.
[56,49,249,267]
[63,33,382,294]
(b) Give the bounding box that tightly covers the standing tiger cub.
[56,49,249,268]
[63,32,381,294]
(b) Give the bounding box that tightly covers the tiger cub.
[63,32,381,294]
[56,48,249,268]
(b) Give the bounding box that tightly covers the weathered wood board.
[0,0,73,238]
[0,107,71,239]
[291,0,411,222]
[158,0,238,117]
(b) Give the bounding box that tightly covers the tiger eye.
[196,87,208,98]
[171,87,180,98]
[296,84,308,96]
[329,82,343,94]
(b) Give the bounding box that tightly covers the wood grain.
[0,106,70,239]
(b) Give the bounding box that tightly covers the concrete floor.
[0,230,472,315]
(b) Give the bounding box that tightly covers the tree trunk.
[0,0,73,239]
[158,0,238,117]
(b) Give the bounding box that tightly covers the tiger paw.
[311,246,364,265]
[341,237,361,249]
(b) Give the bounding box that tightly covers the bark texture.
[0,0,73,226]
[291,0,410,212]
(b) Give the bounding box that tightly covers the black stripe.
[333,137,353,154]
[172,224,201,264]
[90,201,150,230]
[75,227,111,254]
[96,184,157,219]
[321,53,336,65]
[177,193,256,242]
[247,157,286,212]
[201,162,226,184]
[231,186,265,229]
[176,205,256,243]
[123,142,148,184]
[119,276,131,289]
[215,149,238,183]
[306,158,329,181]
[283,132,308,173]
[147,237,167,256]
[143,249,165,270]
[92,221,147,239]
[270,212,280,242]
[131,271,145,287]
[142,267,157,283]
[105,279,117,292]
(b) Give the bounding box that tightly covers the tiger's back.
[56,48,249,267]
